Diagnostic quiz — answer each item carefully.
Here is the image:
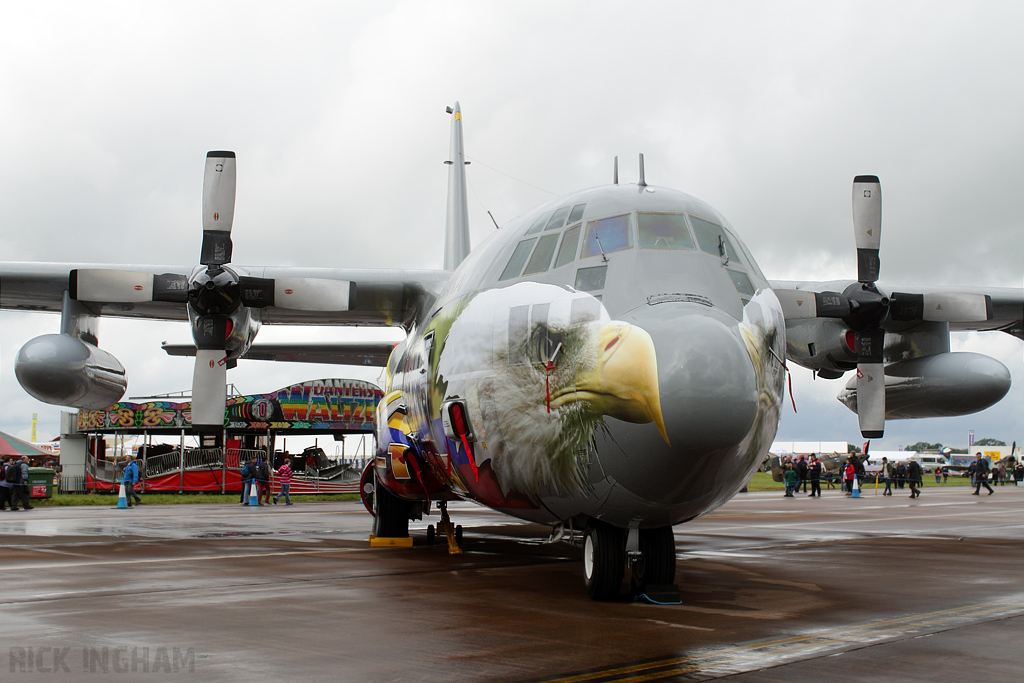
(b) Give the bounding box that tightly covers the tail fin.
[443,102,470,271]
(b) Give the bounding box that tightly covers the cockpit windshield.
[581,214,632,258]
[638,212,696,249]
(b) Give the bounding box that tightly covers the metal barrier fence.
[58,475,88,494]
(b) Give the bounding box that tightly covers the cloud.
[1,1,1021,451]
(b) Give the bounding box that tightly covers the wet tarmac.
[1,485,1022,681]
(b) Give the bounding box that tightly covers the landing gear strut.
[433,501,463,555]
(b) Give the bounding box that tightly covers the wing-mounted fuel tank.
[14,293,127,409]
[838,352,1010,419]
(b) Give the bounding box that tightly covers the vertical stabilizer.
[443,102,471,271]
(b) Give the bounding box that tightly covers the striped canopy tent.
[0,430,52,458]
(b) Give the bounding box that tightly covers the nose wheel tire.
[630,526,677,594]
[583,521,626,601]
[425,524,435,545]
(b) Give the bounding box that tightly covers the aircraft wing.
[161,340,396,367]
[0,262,450,327]
[770,279,1024,339]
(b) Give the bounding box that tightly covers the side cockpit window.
[554,223,581,268]
[525,212,552,235]
[638,212,696,249]
[523,234,560,275]
[545,206,571,231]
[691,215,740,260]
[499,238,538,281]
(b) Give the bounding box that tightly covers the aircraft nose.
[617,304,760,455]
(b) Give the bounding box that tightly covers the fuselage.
[379,183,787,529]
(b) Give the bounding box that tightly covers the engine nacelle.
[15,334,127,409]
[838,352,1010,419]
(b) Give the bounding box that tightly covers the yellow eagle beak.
[551,321,670,445]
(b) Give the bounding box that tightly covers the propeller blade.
[272,278,352,311]
[856,362,885,438]
[852,175,881,283]
[237,276,276,308]
[889,292,993,323]
[70,269,188,303]
[193,314,230,350]
[200,151,237,266]
[775,289,850,319]
[191,348,227,428]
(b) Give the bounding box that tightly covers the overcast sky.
[1,1,1021,452]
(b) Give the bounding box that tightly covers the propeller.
[775,175,993,439]
[70,151,353,434]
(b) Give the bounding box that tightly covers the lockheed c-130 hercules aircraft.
[2,103,1021,600]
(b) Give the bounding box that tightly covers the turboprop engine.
[838,351,1010,419]
[15,333,127,409]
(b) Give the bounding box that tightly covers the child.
[783,463,797,497]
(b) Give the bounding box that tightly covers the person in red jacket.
[273,458,294,506]
[844,459,856,496]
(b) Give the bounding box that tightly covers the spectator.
[0,457,13,510]
[895,461,907,490]
[274,457,294,505]
[882,457,892,496]
[122,454,142,507]
[972,453,994,496]
[240,458,255,504]
[10,456,34,510]
[796,455,808,494]
[783,463,797,497]
[257,458,272,505]
[843,458,856,496]
[997,463,1007,486]
[807,455,822,498]
[907,457,922,498]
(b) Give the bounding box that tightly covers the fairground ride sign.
[76,379,383,435]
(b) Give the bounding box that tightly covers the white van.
[867,452,950,473]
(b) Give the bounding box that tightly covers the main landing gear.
[367,468,411,540]
[582,520,676,601]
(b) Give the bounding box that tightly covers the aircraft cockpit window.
[499,238,538,280]
[567,203,586,223]
[575,265,607,292]
[554,223,582,268]
[727,269,756,297]
[545,206,571,231]
[581,214,632,258]
[638,212,697,249]
[525,212,552,235]
[691,216,740,261]
[523,234,560,275]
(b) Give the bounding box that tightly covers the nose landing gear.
[582,520,678,601]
